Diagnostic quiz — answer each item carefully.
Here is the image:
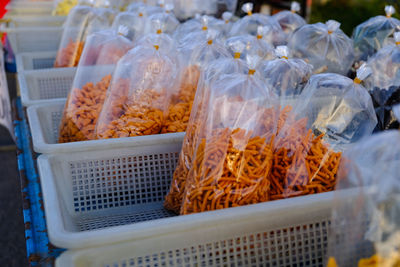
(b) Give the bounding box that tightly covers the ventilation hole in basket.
[38,76,73,100]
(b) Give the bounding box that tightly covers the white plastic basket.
[55,189,334,266]
[6,1,53,15]
[18,67,75,106]
[16,51,57,73]
[2,15,66,28]
[38,140,340,253]
[5,26,62,53]
[27,100,186,154]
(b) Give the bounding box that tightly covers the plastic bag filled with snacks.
[162,30,231,134]
[111,11,145,41]
[363,32,400,131]
[258,46,312,99]
[54,6,115,68]
[225,31,275,61]
[58,27,134,143]
[179,56,281,215]
[164,43,248,213]
[95,38,180,139]
[53,0,78,15]
[144,4,179,35]
[272,1,306,43]
[288,20,354,75]
[353,5,400,62]
[174,15,224,47]
[290,65,377,148]
[326,130,400,267]
[267,66,377,201]
[229,3,285,46]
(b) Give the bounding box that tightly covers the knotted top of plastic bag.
[364,32,400,91]
[272,1,306,41]
[353,5,400,62]
[290,64,377,147]
[258,46,313,98]
[288,20,355,75]
[225,32,275,61]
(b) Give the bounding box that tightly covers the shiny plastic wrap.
[144,4,179,35]
[353,5,400,62]
[180,56,280,214]
[54,6,115,68]
[225,32,275,61]
[258,46,312,98]
[164,47,247,213]
[162,30,231,134]
[111,11,146,41]
[95,37,180,139]
[364,32,400,130]
[272,1,306,43]
[293,65,377,147]
[58,27,134,143]
[327,130,400,267]
[288,20,355,75]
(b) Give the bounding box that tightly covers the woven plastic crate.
[55,189,334,266]
[16,51,57,73]
[27,100,186,154]
[38,143,341,252]
[18,67,75,106]
[3,15,65,28]
[6,1,53,15]
[5,26,62,53]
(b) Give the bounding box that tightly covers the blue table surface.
[14,98,64,266]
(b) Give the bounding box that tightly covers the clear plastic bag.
[292,65,377,147]
[326,130,400,267]
[144,4,179,35]
[111,11,146,41]
[364,32,400,131]
[272,1,306,43]
[288,20,355,75]
[229,3,285,46]
[58,27,133,143]
[173,0,237,20]
[258,46,312,98]
[353,5,400,62]
[225,32,275,61]
[54,6,115,68]
[164,45,247,213]
[179,55,281,214]
[162,30,231,134]
[95,38,180,139]
[52,0,78,15]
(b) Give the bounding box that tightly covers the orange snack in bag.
[54,40,85,68]
[58,74,111,143]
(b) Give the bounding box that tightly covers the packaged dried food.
[326,130,400,267]
[272,1,306,42]
[225,31,275,61]
[292,64,377,147]
[258,46,312,99]
[95,37,180,139]
[162,30,231,134]
[229,3,285,46]
[363,32,400,130]
[288,20,355,75]
[54,6,115,68]
[353,5,400,62]
[144,4,179,35]
[58,27,133,143]
[178,55,281,214]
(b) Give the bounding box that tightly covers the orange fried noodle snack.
[54,40,85,68]
[58,74,112,143]
[181,127,275,215]
[269,106,341,200]
[96,80,166,139]
[162,66,201,133]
